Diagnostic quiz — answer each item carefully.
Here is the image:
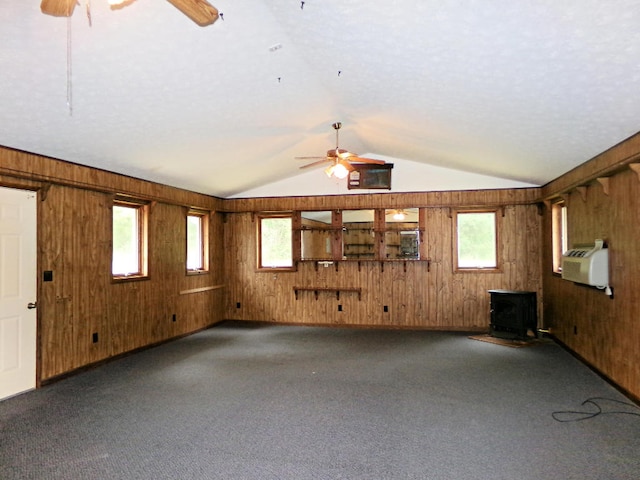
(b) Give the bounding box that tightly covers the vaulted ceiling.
[2,1,640,198]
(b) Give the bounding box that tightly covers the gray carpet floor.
[1,322,639,479]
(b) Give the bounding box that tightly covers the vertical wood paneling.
[1,147,225,381]
[543,163,640,400]
[223,198,542,331]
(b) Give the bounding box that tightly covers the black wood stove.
[488,290,537,339]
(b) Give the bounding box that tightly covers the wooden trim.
[0,146,221,211]
[225,188,540,213]
[541,130,640,199]
[179,285,225,295]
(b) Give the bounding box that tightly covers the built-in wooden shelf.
[295,258,431,273]
[293,286,362,301]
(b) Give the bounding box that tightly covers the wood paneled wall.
[223,190,542,331]
[1,146,225,381]
[541,132,640,400]
[7,132,639,400]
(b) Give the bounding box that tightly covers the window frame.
[551,200,568,274]
[453,208,501,273]
[112,198,149,282]
[257,213,295,271]
[186,209,209,275]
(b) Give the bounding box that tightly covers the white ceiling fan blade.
[40,0,77,17]
[166,0,219,26]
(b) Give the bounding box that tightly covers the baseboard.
[40,320,225,386]
[551,335,640,406]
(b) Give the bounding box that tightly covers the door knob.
[27,302,37,309]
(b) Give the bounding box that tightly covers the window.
[258,215,293,269]
[551,200,567,273]
[187,211,209,274]
[454,210,498,270]
[112,200,148,279]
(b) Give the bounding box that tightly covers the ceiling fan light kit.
[297,122,388,181]
[325,161,352,179]
[392,210,406,221]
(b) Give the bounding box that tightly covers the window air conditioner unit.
[561,239,609,288]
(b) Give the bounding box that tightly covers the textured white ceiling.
[1,1,640,198]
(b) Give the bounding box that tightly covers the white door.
[0,186,37,400]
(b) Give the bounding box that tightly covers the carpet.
[468,333,541,348]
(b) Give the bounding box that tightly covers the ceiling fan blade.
[40,0,77,17]
[300,159,332,169]
[166,0,219,26]
[347,156,386,165]
[295,156,326,160]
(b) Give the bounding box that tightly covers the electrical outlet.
[236,302,241,309]
[383,305,389,313]
[92,332,98,343]
[338,304,343,312]
[573,325,577,335]
[172,314,176,322]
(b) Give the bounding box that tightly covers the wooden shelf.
[293,286,362,300]
[296,258,431,273]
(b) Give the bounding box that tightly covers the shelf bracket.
[629,163,640,182]
[596,177,610,196]
[40,182,52,202]
[575,186,588,202]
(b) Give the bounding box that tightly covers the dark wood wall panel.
[542,138,640,400]
[1,146,225,381]
[224,200,542,331]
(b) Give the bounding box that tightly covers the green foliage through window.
[260,217,293,268]
[187,215,203,270]
[457,212,497,268]
[112,205,139,275]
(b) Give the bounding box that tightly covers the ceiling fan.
[40,0,219,27]
[297,122,385,179]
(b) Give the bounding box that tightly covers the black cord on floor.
[552,397,640,422]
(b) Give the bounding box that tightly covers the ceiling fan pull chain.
[66,16,73,116]
[86,0,92,27]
